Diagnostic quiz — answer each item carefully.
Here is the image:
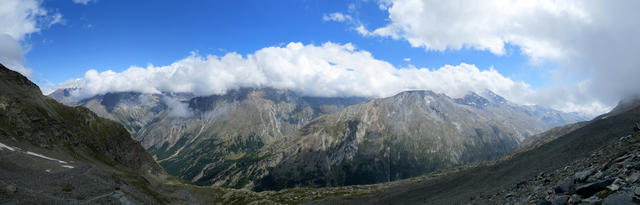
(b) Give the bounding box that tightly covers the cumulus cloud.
[323,12,352,22]
[348,0,640,115]
[54,42,543,111]
[0,0,62,76]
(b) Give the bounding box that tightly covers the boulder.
[627,172,640,184]
[602,193,637,205]
[576,179,614,198]
[536,199,552,205]
[580,196,602,205]
[555,180,575,194]
[575,168,598,182]
[551,195,569,205]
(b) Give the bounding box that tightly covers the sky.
[1,0,639,116]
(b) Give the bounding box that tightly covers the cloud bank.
[0,0,62,76]
[353,0,640,115]
[55,42,546,111]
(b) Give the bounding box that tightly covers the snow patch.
[0,142,16,151]
[61,165,74,169]
[45,169,51,173]
[25,151,68,164]
[452,122,462,132]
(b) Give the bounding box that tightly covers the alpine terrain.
[50,84,586,190]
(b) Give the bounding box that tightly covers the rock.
[607,183,620,191]
[602,193,637,205]
[576,179,614,198]
[576,168,598,182]
[5,185,16,193]
[556,180,576,194]
[627,172,640,184]
[536,199,552,205]
[552,195,570,205]
[581,196,602,205]
[607,178,625,191]
[570,194,582,203]
[589,172,605,182]
[634,187,640,196]
[615,154,633,163]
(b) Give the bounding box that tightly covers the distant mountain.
[255,90,586,190]
[0,64,385,204]
[49,86,587,190]
[50,88,368,187]
[318,93,640,205]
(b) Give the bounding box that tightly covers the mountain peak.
[454,91,491,109]
[482,89,508,105]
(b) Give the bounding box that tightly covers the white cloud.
[323,12,352,22]
[355,25,373,36]
[344,0,640,115]
[54,42,546,112]
[0,0,62,76]
[72,0,94,5]
[161,95,193,118]
[0,34,30,76]
[403,58,411,62]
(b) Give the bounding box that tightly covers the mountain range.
[49,83,587,190]
[3,63,640,204]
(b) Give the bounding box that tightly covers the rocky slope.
[0,64,172,203]
[313,96,640,204]
[475,130,640,204]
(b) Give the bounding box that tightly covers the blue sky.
[3,0,639,115]
[25,0,542,88]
